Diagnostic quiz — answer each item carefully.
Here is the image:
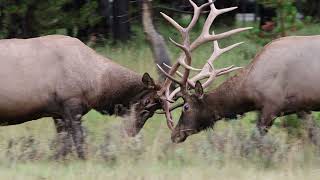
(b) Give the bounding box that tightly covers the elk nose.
[171,130,187,143]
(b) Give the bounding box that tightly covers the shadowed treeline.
[1,0,318,43]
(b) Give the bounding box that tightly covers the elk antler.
[157,0,252,131]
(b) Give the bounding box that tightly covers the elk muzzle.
[171,127,197,143]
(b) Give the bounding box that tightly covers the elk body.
[0,35,161,158]
[171,36,320,143]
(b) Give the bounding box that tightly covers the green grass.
[1,22,320,179]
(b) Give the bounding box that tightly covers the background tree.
[0,0,69,38]
[112,0,130,42]
[142,0,172,82]
[301,0,320,21]
[0,0,103,41]
[257,0,297,37]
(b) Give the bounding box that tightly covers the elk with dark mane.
[155,1,320,143]
[171,35,320,143]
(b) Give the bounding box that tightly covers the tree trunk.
[7,13,20,38]
[22,3,39,38]
[0,4,3,35]
[113,0,130,42]
[142,0,172,82]
[100,0,111,37]
[303,0,320,20]
[74,0,90,42]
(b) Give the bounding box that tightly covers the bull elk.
[0,35,164,159]
[129,0,320,143]
[169,35,320,143]
[155,2,320,143]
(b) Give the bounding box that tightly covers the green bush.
[0,0,102,39]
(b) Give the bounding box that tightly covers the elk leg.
[70,117,86,159]
[257,106,278,135]
[63,99,86,159]
[298,111,320,145]
[53,118,73,159]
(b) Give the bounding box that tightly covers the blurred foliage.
[249,0,306,46]
[0,0,240,41]
[257,0,298,37]
[301,0,320,21]
[0,0,69,37]
[0,0,319,42]
[0,0,102,40]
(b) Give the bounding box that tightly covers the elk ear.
[195,81,204,99]
[142,73,156,89]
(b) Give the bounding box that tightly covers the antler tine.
[156,64,182,86]
[201,66,243,89]
[160,60,196,101]
[206,31,244,67]
[186,0,212,31]
[160,0,252,94]
[162,99,174,130]
[169,38,201,72]
[200,38,244,88]
[158,0,212,96]
[203,27,253,44]
[157,63,195,101]
[163,63,196,88]
[160,12,184,35]
[163,35,245,99]
[216,66,243,76]
[190,0,252,51]
[169,34,245,93]
[155,102,184,114]
[177,0,215,86]
[160,0,210,37]
[164,25,192,93]
[201,74,217,88]
[201,70,243,90]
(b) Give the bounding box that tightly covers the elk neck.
[91,60,147,115]
[204,69,255,120]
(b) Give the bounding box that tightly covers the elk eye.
[183,103,190,112]
[144,99,150,105]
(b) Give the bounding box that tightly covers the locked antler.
[157,0,252,130]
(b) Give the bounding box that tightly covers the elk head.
[128,0,251,138]
[155,0,251,143]
[123,73,163,137]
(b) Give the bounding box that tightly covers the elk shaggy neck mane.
[93,63,147,115]
[204,69,255,123]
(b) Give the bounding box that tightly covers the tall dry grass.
[0,114,320,179]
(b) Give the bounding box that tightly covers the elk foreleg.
[63,99,86,159]
[256,105,278,136]
[53,118,73,159]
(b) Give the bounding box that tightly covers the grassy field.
[1,22,320,180]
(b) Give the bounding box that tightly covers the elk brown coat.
[171,35,320,143]
[0,35,160,158]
